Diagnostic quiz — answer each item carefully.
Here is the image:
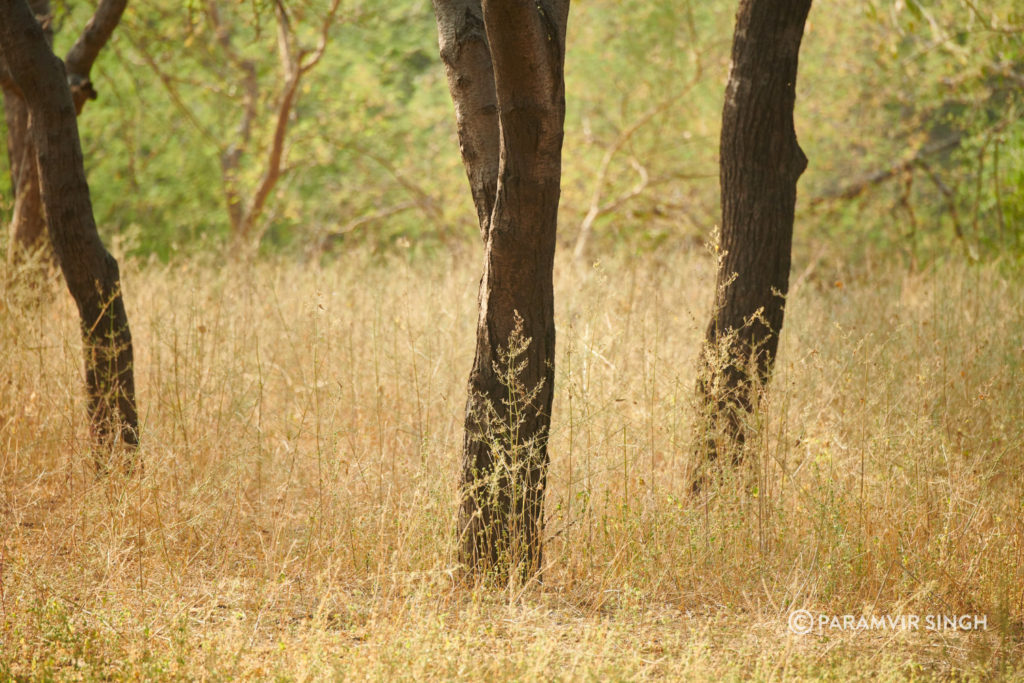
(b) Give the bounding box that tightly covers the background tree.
[2,0,51,266]
[0,0,138,465]
[433,0,570,580]
[567,0,718,263]
[3,0,128,265]
[696,0,812,469]
[804,1,1024,263]
[125,0,342,250]
[1,0,1016,262]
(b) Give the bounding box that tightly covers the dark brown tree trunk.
[4,0,126,265]
[0,0,139,465]
[433,0,569,581]
[3,0,51,265]
[696,0,812,469]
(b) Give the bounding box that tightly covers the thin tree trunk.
[0,0,139,465]
[433,0,569,581]
[6,98,49,262]
[212,0,340,248]
[696,0,812,469]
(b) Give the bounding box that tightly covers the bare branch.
[300,0,342,75]
[599,158,650,216]
[206,2,260,234]
[351,143,443,221]
[432,0,499,237]
[241,71,301,239]
[238,0,342,241]
[275,1,299,79]
[320,201,418,251]
[65,0,128,113]
[572,60,704,261]
[810,134,962,205]
[123,33,218,146]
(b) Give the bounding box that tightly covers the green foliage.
[801,0,1024,262]
[563,1,729,255]
[1,0,1021,263]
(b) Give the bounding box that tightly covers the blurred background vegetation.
[2,0,1021,265]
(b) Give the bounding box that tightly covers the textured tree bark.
[433,0,569,580]
[432,0,499,239]
[0,0,139,464]
[697,0,812,468]
[4,0,126,264]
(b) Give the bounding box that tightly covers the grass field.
[2,248,1023,679]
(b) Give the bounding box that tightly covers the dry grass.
[1,247,1023,680]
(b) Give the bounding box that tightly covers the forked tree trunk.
[4,0,127,266]
[0,0,139,464]
[433,0,569,580]
[697,0,812,468]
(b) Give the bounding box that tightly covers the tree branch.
[206,1,259,235]
[572,76,702,261]
[350,142,443,221]
[810,134,962,205]
[64,0,128,113]
[320,200,418,250]
[237,0,342,241]
[123,32,218,146]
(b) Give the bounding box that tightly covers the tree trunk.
[432,0,500,239]
[0,0,139,465]
[4,0,126,265]
[4,0,51,265]
[433,0,569,581]
[696,0,812,468]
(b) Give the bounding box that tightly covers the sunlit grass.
[1,247,1022,679]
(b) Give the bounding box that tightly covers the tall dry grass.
[1,247,1022,679]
